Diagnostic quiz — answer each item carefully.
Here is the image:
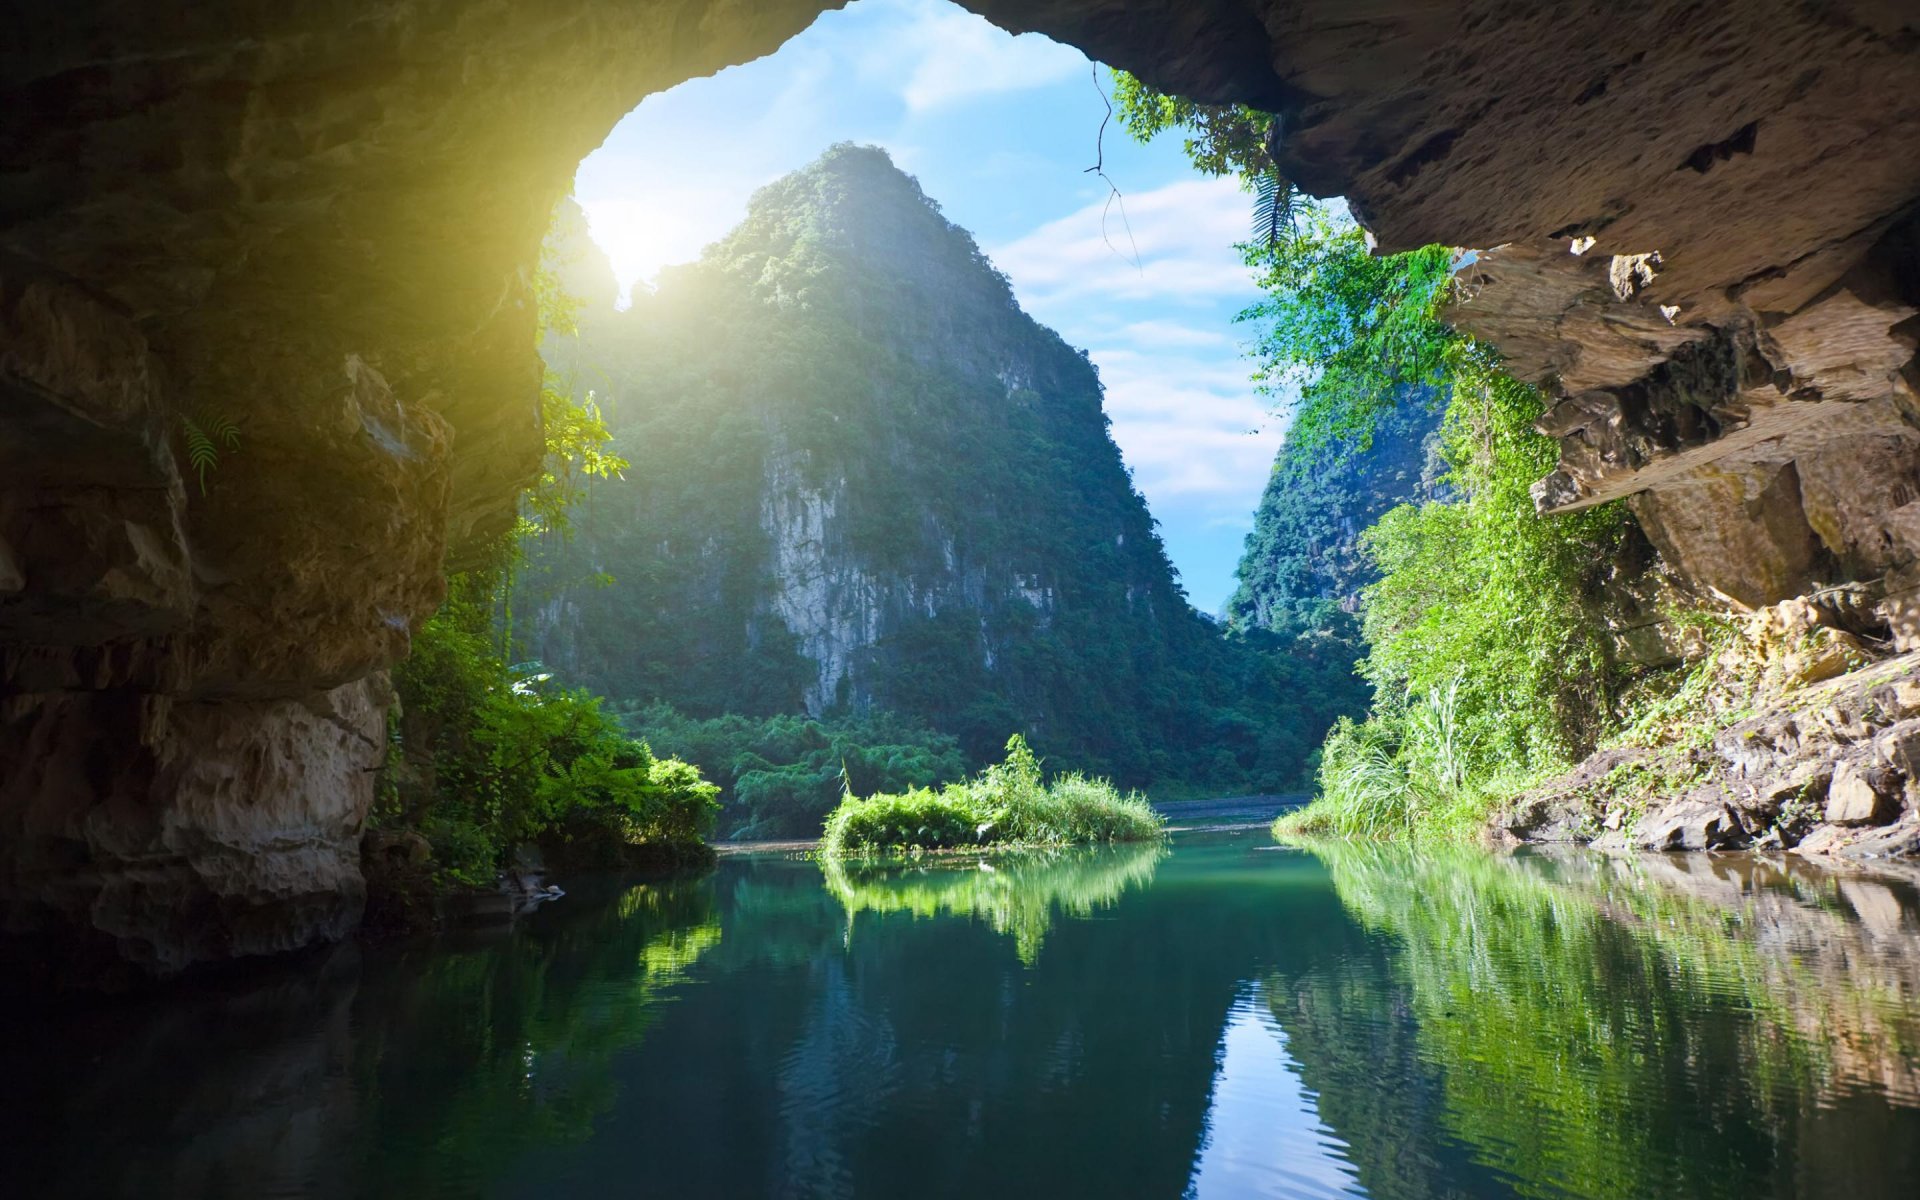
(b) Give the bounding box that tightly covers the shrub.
[382,590,718,885]
[821,735,1164,855]
[618,704,968,840]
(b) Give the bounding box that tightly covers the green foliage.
[1111,71,1300,249]
[1277,367,1631,841]
[1241,208,1458,449]
[1358,360,1630,768]
[616,703,969,840]
[1227,394,1443,630]
[820,840,1166,963]
[180,412,240,496]
[522,145,1341,798]
[1130,100,1642,840]
[384,579,719,883]
[1111,72,1278,178]
[821,734,1165,855]
[379,196,711,884]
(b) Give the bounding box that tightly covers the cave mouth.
[564,0,1282,616]
[6,0,1920,990]
[2,0,1296,988]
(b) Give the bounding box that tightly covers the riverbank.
[1498,650,1920,858]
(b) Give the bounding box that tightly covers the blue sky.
[573,0,1289,614]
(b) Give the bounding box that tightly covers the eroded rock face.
[1,1,831,978]
[0,677,388,988]
[1503,646,1920,860]
[981,2,1920,622]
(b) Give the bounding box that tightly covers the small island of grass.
[821,735,1165,855]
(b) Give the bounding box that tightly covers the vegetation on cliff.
[1226,391,1442,629]
[820,735,1164,855]
[522,145,1359,823]
[1117,78,1642,841]
[374,222,720,886]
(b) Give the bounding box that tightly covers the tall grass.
[1274,681,1536,842]
[822,735,1165,855]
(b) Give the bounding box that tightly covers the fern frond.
[1250,169,1297,248]
[181,412,241,496]
[183,418,218,495]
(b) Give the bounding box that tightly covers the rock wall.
[1,0,833,978]
[6,0,1919,975]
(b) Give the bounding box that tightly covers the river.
[8,830,1920,1198]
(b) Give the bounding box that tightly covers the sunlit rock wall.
[0,0,834,978]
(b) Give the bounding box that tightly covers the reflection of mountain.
[15,842,1920,1198]
[545,844,1283,1199]
[820,842,1167,963]
[1281,843,1920,1200]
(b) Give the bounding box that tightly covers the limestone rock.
[1636,798,1750,851]
[1826,760,1903,827]
[0,677,387,988]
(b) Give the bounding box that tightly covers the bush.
[617,704,968,840]
[381,587,719,885]
[822,735,1164,855]
[1272,683,1527,842]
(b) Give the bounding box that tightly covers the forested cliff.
[527,146,1355,805]
[1228,393,1443,629]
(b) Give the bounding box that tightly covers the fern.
[182,413,240,495]
[1251,169,1298,248]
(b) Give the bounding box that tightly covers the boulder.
[1636,798,1751,851]
[1826,759,1903,827]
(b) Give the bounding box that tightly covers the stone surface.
[1826,760,1902,827]
[1636,798,1750,852]
[0,676,388,987]
[1509,650,1920,858]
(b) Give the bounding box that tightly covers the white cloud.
[1111,319,1235,350]
[846,0,1088,112]
[988,176,1254,309]
[1083,347,1284,506]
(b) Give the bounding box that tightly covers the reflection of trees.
[1280,842,1920,1200]
[27,841,1920,1200]
[819,842,1167,962]
[12,878,723,1198]
[347,881,721,1193]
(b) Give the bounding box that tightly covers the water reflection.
[5,837,1920,1199]
[8,881,720,1199]
[1278,844,1920,1200]
[820,842,1167,962]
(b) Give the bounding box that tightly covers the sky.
[572,0,1289,614]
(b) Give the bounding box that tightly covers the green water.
[10,832,1920,1198]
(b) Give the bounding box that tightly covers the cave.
[3,1,1918,981]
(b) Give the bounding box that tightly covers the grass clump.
[1273,682,1544,843]
[821,735,1164,855]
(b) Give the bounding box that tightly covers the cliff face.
[1228,392,1444,628]
[5,1,1918,975]
[529,147,1260,781]
[0,0,832,980]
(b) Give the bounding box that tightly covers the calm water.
[8,831,1920,1199]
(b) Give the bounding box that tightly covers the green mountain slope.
[527,145,1354,797]
[1228,392,1444,630]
